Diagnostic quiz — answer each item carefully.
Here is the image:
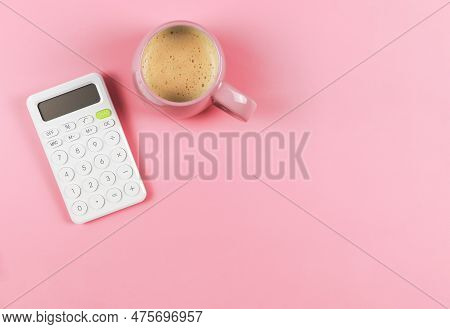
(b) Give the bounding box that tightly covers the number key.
[59,167,75,182]
[100,171,116,186]
[71,201,88,216]
[69,144,86,158]
[51,150,68,165]
[94,154,109,169]
[82,177,99,192]
[65,183,81,199]
[87,137,103,152]
[76,160,92,176]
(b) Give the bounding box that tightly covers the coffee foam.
[141,25,219,102]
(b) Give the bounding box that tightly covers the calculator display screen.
[38,84,100,121]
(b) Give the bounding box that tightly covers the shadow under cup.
[133,21,256,121]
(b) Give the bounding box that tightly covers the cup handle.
[212,82,256,121]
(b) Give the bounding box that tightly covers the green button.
[96,109,111,120]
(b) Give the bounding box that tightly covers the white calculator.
[27,73,147,224]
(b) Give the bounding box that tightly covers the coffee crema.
[141,25,219,102]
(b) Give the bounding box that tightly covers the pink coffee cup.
[132,21,256,121]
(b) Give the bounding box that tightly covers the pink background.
[1,0,450,308]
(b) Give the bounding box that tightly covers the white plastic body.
[27,73,147,224]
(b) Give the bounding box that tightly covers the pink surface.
[1,0,450,308]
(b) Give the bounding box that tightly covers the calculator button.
[117,164,133,179]
[110,148,127,163]
[64,132,80,143]
[65,183,81,199]
[78,115,94,126]
[51,150,68,165]
[61,122,76,132]
[105,130,120,146]
[87,137,103,152]
[59,167,75,182]
[100,171,116,186]
[76,160,92,176]
[42,128,59,139]
[82,177,99,192]
[82,125,97,136]
[48,138,63,148]
[101,119,115,129]
[94,154,110,169]
[124,181,140,196]
[69,144,86,158]
[71,201,88,216]
[106,188,122,203]
[96,109,111,120]
[89,194,105,209]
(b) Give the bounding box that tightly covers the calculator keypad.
[83,177,99,192]
[89,194,105,209]
[43,111,144,221]
[82,126,97,136]
[102,119,115,129]
[106,188,122,203]
[105,131,120,145]
[87,137,103,152]
[94,154,109,169]
[59,167,75,182]
[48,139,63,148]
[124,181,140,196]
[78,115,94,125]
[111,148,127,162]
[52,150,68,165]
[70,144,86,158]
[117,164,133,179]
[76,161,92,175]
[43,128,59,139]
[65,183,81,199]
[72,201,88,216]
[100,171,116,186]
[64,132,80,143]
[62,122,76,132]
